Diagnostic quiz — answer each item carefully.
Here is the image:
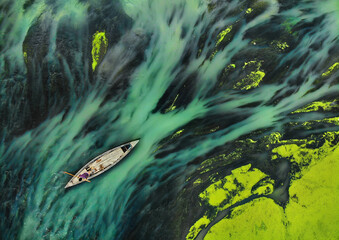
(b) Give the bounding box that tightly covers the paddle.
[63,171,91,182]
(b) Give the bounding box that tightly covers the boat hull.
[65,140,139,188]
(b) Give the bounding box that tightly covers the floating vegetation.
[234,60,265,90]
[91,31,108,71]
[216,26,233,47]
[322,62,339,77]
[292,100,339,113]
[271,40,289,50]
[246,8,253,14]
[187,163,274,239]
[186,129,339,240]
[165,94,179,113]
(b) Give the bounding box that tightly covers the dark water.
[1,0,338,239]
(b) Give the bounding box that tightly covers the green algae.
[292,100,339,113]
[186,216,211,240]
[215,26,232,47]
[218,64,236,87]
[194,126,220,136]
[246,0,270,19]
[198,138,258,175]
[242,60,258,69]
[171,128,184,139]
[251,178,274,195]
[187,127,339,239]
[321,62,339,77]
[204,198,286,240]
[209,126,219,133]
[264,132,282,144]
[210,26,233,60]
[23,51,28,63]
[246,8,253,14]
[199,164,272,209]
[209,25,233,60]
[224,63,236,75]
[199,154,229,173]
[277,42,289,50]
[271,40,289,50]
[153,129,184,153]
[238,138,257,144]
[234,60,265,90]
[165,94,179,113]
[199,150,242,174]
[193,178,202,185]
[187,164,274,239]
[285,140,339,239]
[91,31,108,71]
[311,116,339,125]
[301,116,339,130]
[272,131,339,170]
[207,172,219,183]
[288,99,339,129]
[209,50,217,60]
[204,131,339,240]
[234,71,265,90]
[272,143,318,180]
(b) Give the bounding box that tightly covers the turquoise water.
[1,0,338,239]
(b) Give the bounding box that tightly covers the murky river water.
[1,0,338,239]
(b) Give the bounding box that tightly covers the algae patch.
[165,94,179,113]
[234,60,265,90]
[171,128,184,139]
[245,8,253,14]
[186,127,339,239]
[91,31,108,71]
[321,62,339,77]
[199,164,273,210]
[204,131,339,240]
[204,198,286,240]
[216,26,232,47]
[23,51,28,63]
[300,116,339,130]
[292,99,339,113]
[198,149,243,174]
[209,25,233,59]
[186,164,274,239]
[186,216,211,240]
[271,40,289,50]
[272,131,339,181]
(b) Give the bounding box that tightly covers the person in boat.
[91,166,97,173]
[86,166,97,175]
[99,164,104,171]
[78,172,89,181]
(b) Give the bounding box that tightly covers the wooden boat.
[64,140,139,188]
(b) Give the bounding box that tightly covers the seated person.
[99,164,104,171]
[79,172,89,181]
